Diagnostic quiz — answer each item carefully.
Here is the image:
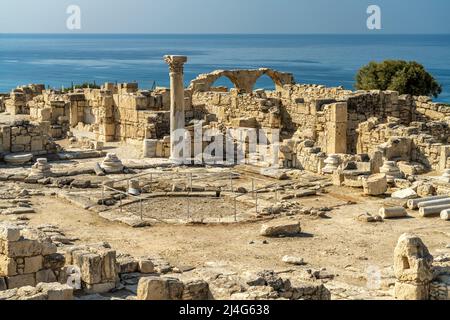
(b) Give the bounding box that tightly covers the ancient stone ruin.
[0,55,449,300]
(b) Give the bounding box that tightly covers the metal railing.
[100,169,293,223]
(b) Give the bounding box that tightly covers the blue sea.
[1,34,450,102]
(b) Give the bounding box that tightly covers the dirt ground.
[15,185,449,290]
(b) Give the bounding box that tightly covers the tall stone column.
[164,55,188,162]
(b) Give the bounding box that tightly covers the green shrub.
[355,60,442,98]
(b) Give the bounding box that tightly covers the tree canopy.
[355,60,442,98]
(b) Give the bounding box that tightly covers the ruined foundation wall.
[26,84,172,143]
[357,117,450,170]
[0,120,59,155]
[191,90,282,129]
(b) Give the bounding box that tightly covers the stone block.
[0,256,17,277]
[35,269,57,284]
[80,253,102,285]
[328,102,348,123]
[137,277,184,300]
[117,257,139,274]
[30,137,43,151]
[4,239,42,258]
[138,258,155,274]
[392,188,418,200]
[84,281,116,294]
[99,249,117,282]
[0,226,21,242]
[0,277,6,291]
[41,242,58,256]
[394,282,429,300]
[260,220,301,237]
[24,256,43,274]
[182,280,211,300]
[37,282,73,300]
[43,253,65,270]
[6,273,36,289]
[362,174,387,196]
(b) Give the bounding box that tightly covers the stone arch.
[209,74,238,92]
[189,68,295,93]
[253,73,277,91]
[256,69,295,92]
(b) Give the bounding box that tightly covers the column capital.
[164,55,188,74]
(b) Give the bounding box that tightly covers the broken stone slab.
[355,212,383,223]
[391,188,418,200]
[182,279,211,300]
[362,173,387,196]
[260,220,301,237]
[117,255,139,274]
[407,195,449,210]
[138,258,155,274]
[36,282,74,300]
[379,207,407,219]
[259,168,289,180]
[295,189,316,198]
[282,256,305,266]
[93,163,105,176]
[137,276,184,300]
[1,208,36,215]
[84,281,116,294]
[416,184,436,197]
[57,150,106,161]
[419,204,450,218]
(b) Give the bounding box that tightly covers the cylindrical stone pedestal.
[407,195,449,210]
[379,207,407,219]
[322,154,340,174]
[419,205,450,217]
[380,161,403,183]
[128,179,141,196]
[417,198,450,209]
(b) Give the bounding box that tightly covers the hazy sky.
[0,0,449,34]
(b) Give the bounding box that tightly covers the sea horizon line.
[1,32,450,36]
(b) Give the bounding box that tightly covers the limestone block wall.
[0,224,66,291]
[191,90,282,130]
[4,85,45,115]
[26,84,172,143]
[0,120,59,155]
[411,96,450,122]
[357,117,450,170]
[279,138,326,173]
[29,94,70,139]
